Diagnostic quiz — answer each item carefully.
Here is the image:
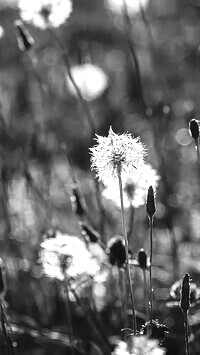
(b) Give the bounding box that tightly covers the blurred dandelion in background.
[105,0,149,15]
[102,163,160,208]
[40,231,101,281]
[66,63,109,102]
[0,26,4,39]
[18,0,72,29]
[90,127,146,186]
[112,336,166,355]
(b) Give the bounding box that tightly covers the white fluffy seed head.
[18,0,72,29]
[90,127,147,186]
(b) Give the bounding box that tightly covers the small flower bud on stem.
[189,119,200,167]
[15,20,34,52]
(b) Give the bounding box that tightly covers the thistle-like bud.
[146,186,156,218]
[80,222,100,243]
[138,248,148,269]
[15,20,34,52]
[0,259,7,299]
[107,236,126,268]
[180,273,190,312]
[70,187,85,217]
[189,119,199,140]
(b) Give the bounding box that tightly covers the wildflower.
[15,20,34,51]
[102,163,159,208]
[40,230,100,281]
[112,335,166,355]
[146,186,156,218]
[167,277,200,309]
[18,0,72,29]
[90,127,146,187]
[107,236,126,268]
[106,0,149,15]
[189,119,199,140]
[180,273,191,312]
[66,63,108,102]
[138,249,148,269]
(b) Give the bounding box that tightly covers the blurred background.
[0,0,200,354]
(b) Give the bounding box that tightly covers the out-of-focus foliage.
[0,0,200,354]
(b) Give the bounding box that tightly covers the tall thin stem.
[50,28,105,234]
[49,27,95,136]
[63,276,75,355]
[127,204,135,242]
[122,0,145,110]
[183,311,190,355]
[149,216,154,325]
[118,169,137,334]
[142,269,149,325]
[195,138,200,167]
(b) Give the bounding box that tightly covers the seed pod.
[189,119,199,140]
[146,186,156,218]
[80,222,100,243]
[15,20,34,51]
[107,236,126,268]
[180,273,190,312]
[0,259,7,299]
[70,187,85,217]
[138,249,147,269]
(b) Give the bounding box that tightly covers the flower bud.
[146,186,156,218]
[15,20,34,52]
[107,236,126,268]
[180,273,190,312]
[80,222,100,243]
[138,249,147,269]
[189,119,199,140]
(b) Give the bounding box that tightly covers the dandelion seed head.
[112,336,166,355]
[40,231,100,281]
[66,63,108,101]
[18,0,72,29]
[90,127,146,186]
[102,163,159,208]
[106,0,149,15]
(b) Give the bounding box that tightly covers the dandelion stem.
[122,0,145,110]
[149,216,154,325]
[183,311,190,355]
[64,277,75,355]
[118,168,137,334]
[195,138,200,166]
[127,204,135,242]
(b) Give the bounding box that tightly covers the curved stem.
[118,169,137,334]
